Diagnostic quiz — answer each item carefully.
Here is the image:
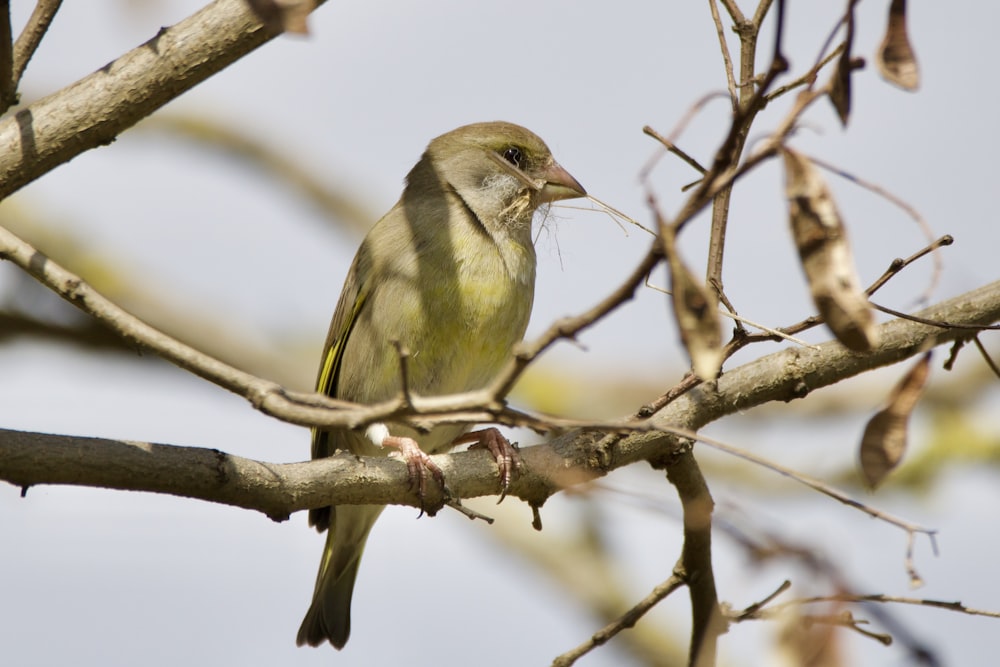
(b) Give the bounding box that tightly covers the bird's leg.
[366,423,445,507]
[382,435,445,503]
[454,428,523,502]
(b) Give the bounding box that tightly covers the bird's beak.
[538,162,586,203]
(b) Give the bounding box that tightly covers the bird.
[296,121,586,649]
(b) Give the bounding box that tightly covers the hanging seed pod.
[829,0,858,126]
[858,352,932,489]
[877,0,920,91]
[663,228,723,381]
[782,148,878,352]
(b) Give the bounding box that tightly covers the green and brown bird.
[297,121,586,649]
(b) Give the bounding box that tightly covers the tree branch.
[666,449,725,667]
[0,0,326,201]
[3,280,998,515]
[552,573,686,667]
[11,0,62,87]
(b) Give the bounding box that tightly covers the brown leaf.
[782,149,878,352]
[828,1,859,126]
[858,352,932,489]
[877,0,920,91]
[245,0,316,35]
[663,230,722,381]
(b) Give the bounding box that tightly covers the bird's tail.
[297,504,385,649]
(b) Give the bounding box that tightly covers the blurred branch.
[0,221,349,426]
[722,522,942,665]
[553,572,686,667]
[0,0,326,201]
[777,594,1000,620]
[480,494,688,666]
[0,310,132,352]
[973,335,1000,378]
[138,114,375,236]
[666,449,724,667]
[0,196,315,388]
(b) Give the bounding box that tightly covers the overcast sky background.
[2,2,999,665]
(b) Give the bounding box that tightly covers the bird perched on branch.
[297,121,586,649]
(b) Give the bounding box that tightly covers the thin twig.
[803,612,893,646]
[735,233,956,350]
[445,499,494,524]
[708,0,738,107]
[693,429,937,546]
[766,43,844,101]
[632,372,700,419]
[718,0,746,25]
[812,4,850,81]
[809,154,945,303]
[644,279,819,348]
[639,92,729,182]
[12,0,62,84]
[867,235,953,297]
[752,0,775,27]
[643,125,708,174]
[871,302,1000,331]
[779,594,1000,620]
[642,125,708,174]
[551,574,686,666]
[972,335,1000,379]
[704,0,785,291]
[489,242,663,398]
[734,580,792,619]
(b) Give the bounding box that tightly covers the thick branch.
[0,0,326,201]
[2,281,998,514]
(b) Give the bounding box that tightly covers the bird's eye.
[501,146,523,168]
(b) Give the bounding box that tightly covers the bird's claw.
[384,435,445,513]
[458,427,523,503]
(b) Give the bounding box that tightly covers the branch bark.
[2,280,997,516]
[0,0,326,201]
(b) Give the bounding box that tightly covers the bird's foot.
[455,428,523,503]
[384,435,446,512]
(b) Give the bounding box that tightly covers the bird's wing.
[311,250,370,461]
[307,244,372,534]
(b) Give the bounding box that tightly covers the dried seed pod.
[858,352,932,489]
[663,229,723,381]
[829,0,858,126]
[782,148,878,352]
[877,0,920,91]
